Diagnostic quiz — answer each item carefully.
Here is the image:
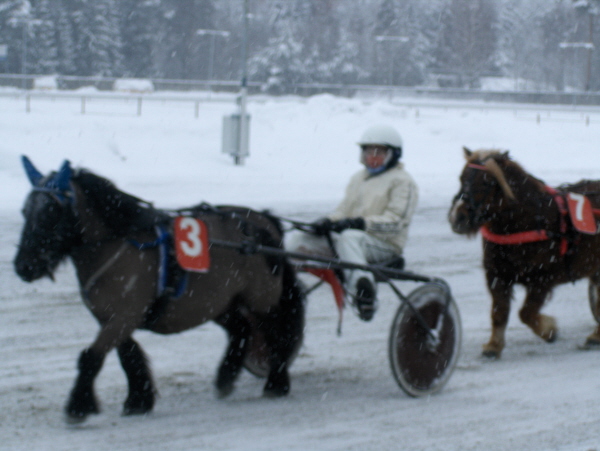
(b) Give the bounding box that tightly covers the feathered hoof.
[263,385,289,398]
[64,392,99,424]
[122,388,155,416]
[216,384,235,399]
[64,411,90,425]
[263,377,290,398]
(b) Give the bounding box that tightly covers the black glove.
[330,217,366,233]
[310,217,332,236]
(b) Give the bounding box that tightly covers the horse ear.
[21,155,44,186]
[463,147,473,159]
[55,160,72,191]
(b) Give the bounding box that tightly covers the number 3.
[179,217,203,257]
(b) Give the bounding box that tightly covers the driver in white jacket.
[285,124,418,321]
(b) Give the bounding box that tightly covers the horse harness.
[127,203,283,301]
[467,163,600,258]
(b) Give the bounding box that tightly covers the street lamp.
[221,0,250,165]
[571,0,597,91]
[374,35,409,85]
[196,28,230,81]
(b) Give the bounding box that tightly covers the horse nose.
[14,257,36,282]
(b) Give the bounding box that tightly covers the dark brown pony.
[14,156,304,422]
[448,148,600,358]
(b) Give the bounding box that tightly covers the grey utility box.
[222,113,250,163]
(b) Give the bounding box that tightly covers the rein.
[82,241,129,297]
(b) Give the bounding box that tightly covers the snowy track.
[1,94,600,450]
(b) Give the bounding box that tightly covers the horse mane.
[72,169,169,235]
[466,149,546,201]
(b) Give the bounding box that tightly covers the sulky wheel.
[589,280,600,324]
[388,282,461,397]
[243,320,303,379]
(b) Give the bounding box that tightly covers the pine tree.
[157,0,216,79]
[433,0,499,87]
[248,0,305,92]
[67,0,124,77]
[54,1,76,75]
[0,0,35,75]
[30,0,58,74]
[119,0,159,77]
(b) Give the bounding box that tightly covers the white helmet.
[358,124,403,149]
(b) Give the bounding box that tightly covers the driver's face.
[361,145,389,169]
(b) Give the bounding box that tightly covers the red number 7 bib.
[567,192,598,235]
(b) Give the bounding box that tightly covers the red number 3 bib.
[174,217,210,272]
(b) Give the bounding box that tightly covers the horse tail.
[276,260,306,360]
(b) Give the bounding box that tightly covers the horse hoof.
[216,384,235,399]
[263,379,290,398]
[122,392,155,416]
[545,331,558,343]
[481,343,502,359]
[481,349,500,359]
[64,395,100,424]
[122,404,153,416]
[263,386,289,398]
[64,412,88,425]
[64,407,98,424]
[580,337,600,350]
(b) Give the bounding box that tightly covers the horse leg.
[65,348,105,422]
[65,317,143,422]
[585,275,600,346]
[117,337,156,415]
[519,286,557,343]
[262,311,292,397]
[482,275,513,359]
[213,307,252,398]
[263,264,305,397]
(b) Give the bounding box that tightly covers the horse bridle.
[29,180,82,247]
[455,163,497,226]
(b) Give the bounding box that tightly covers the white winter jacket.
[328,163,418,252]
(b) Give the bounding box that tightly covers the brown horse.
[14,156,304,422]
[448,148,600,358]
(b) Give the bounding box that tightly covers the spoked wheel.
[388,283,461,397]
[243,318,303,379]
[589,280,600,324]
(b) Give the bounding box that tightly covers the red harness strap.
[480,226,551,244]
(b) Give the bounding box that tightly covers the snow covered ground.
[1,92,600,450]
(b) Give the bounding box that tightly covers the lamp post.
[236,0,250,165]
[196,29,230,81]
[221,0,250,165]
[571,0,597,91]
[375,35,409,85]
